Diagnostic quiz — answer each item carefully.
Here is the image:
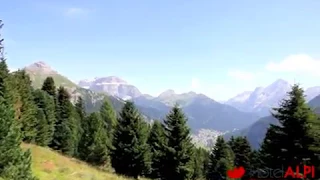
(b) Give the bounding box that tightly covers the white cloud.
[266,54,320,76]
[191,78,200,90]
[64,7,88,17]
[227,70,255,80]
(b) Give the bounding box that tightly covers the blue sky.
[2,0,320,101]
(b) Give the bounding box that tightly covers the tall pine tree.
[112,101,151,179]
[160,105,194,180]
[207,136,234,180]
[228,136,252,179]
[259,84,320,174]
[51,86,77,156]
[32,89,55,146]
[11,70,38,143]
[74,96,86,157]
[41,77,56,97]
[192,147,210,180]
[260,84,320,176]
[84,112,110,166]
[0,20,37,179]
[99,98,117,149]
[147,120,166,179]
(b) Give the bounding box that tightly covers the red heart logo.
[227,166,245,179]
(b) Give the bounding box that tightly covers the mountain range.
[77,74,259,132]
[19,61,262,133]
[225,79,320,116]
[19,61,320,148]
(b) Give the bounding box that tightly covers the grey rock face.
[78,76,142,99]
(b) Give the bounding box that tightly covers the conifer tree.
[160,105,194,180]
[207,136,234,180]
[41,77,56,97]
[32,89,55,146]
[34,108,48,146]
[228,136,252,179]
[259,84,320,172]
[74,96,86,156]
[78,116,90,161]
[82,112,110,165]
[52,86,77,156]
[147,120,166,179]
[228,136,235,149]
[75,96,86,122]
[0,20,37,179]
[192,147,210,180]
[11,70,38,142]
[250,150,262,169]
[112,101,151,179]
[0,61,9,97]
[41,77,58,128]
[99,98,117,148]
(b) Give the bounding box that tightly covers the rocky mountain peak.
[264,79,291,93]
[268,79,290,88]
[25,61,56,74]
[158,89,176,98]
[78,76,141,99]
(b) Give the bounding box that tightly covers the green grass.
[22,143,148,180]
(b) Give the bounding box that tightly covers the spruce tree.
[160,105,194,180]
[32,89,55,146]
[147,120,166,179]
[74,97,86,157]
[228,136,252,179]
[259,84,320,172]
[75,96,86,122]
[11,70,38,142]
[34,108,48,146]
[78,115,90,161]
[228,136,235,149]
[41,77,56,97]
[41,77,58,133]
[99,98,117,148]
[192,147,210,180]
[112,101,151,179]
[0,20,37,179]
[207,136,234,180]
[250,150,262,170]
[82,112,110,166]
[52,86,77,156]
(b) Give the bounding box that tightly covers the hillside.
[24,61,77,88]
[22,143,147,180]
[23,62,164,122]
